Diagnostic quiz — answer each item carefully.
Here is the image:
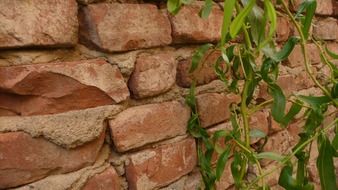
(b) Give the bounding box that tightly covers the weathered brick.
[0,0,78,49]
[0,131,105,189]
[169,2,223,43]
[125,138,197,190]
[286,44,320,68]
[293,0,333,15]
[82,166,121,190]
[109,101,190,152]
[249,111,269,143]
[0,59,129,116]
[313,17,338,40]
[128,52,176,98]
[79,3,171,52]
[176,50,224,88]
[276,17,290,42]
[196,93,241,128]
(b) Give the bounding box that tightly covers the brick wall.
[0,0,337,189]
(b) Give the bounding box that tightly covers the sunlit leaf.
[229,0,256,38]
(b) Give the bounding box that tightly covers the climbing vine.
[168,0,337,189]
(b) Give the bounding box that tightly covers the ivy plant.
[168,0,338,189]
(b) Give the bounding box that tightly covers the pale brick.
[82,166,121,190]
[125,138,197,190]
[128,52,176,98]
[109,101,190,152]
[196,93,241,128]
[0,59,129,116]
[79,3,171,52]
[176,50,224,88]
[313,17,338,40]
[169,2,223,43]
[0,0,78,49]
[0,131,105,189]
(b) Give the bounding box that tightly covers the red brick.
[169,2,223,43]
[0,59,129,116]
[286,44,320,68]
[176,50,224,88]
[0,131,105,189]
[0,0,77,49]
[249,111,269,143]
[313,17,338,40]
[82,166,121,190]
[109,101,190,152]
[276,17,290,42]
[79,3,171,52]
[293,0,333,15]
[196,93,241,128]
[128,52,176,98]
[125,138,197,190]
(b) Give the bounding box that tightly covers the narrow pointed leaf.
[221,0,236,45]
[229,0,256,38]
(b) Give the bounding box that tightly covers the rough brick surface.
[109,101,190,152]
[128,52,176,98]
[125,138,197,190]
[169,3,223,43]
[0,59,129,116]
[82,166,121,190]
[286,44,320,68]
[293,0,333,15]
[79,3,172,52]
[196,93,241,128]
[0,0,78,49]
[313,17,338,40]
[0,131,105,189]
[176,50,224,88]
[276,17,290,42]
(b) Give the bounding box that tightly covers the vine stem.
[280,0,338,107]
[247,118,338,188]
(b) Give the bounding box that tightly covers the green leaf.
[256,152,285,162]
[280,100,303,126]
[325,45,338,59]
[167,0,182,14]
[221,0,236,45]
[231,152,246,188]
[229,0,256,38]
[247,4,266,46]
[316,134,337,190]
[333,132,338,151]
[270,84,286,124]
[191,44,214,73]
[261,0,277,45]
[331,83,338,98]
[298,95,331,108]
[278,165,298,190]
[271,36,300,62]
[249,128,267,138]
[298,0,317,39]
[216,145,231,180]
[199,0,213,19]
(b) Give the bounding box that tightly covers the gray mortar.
[0,105,125,149]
